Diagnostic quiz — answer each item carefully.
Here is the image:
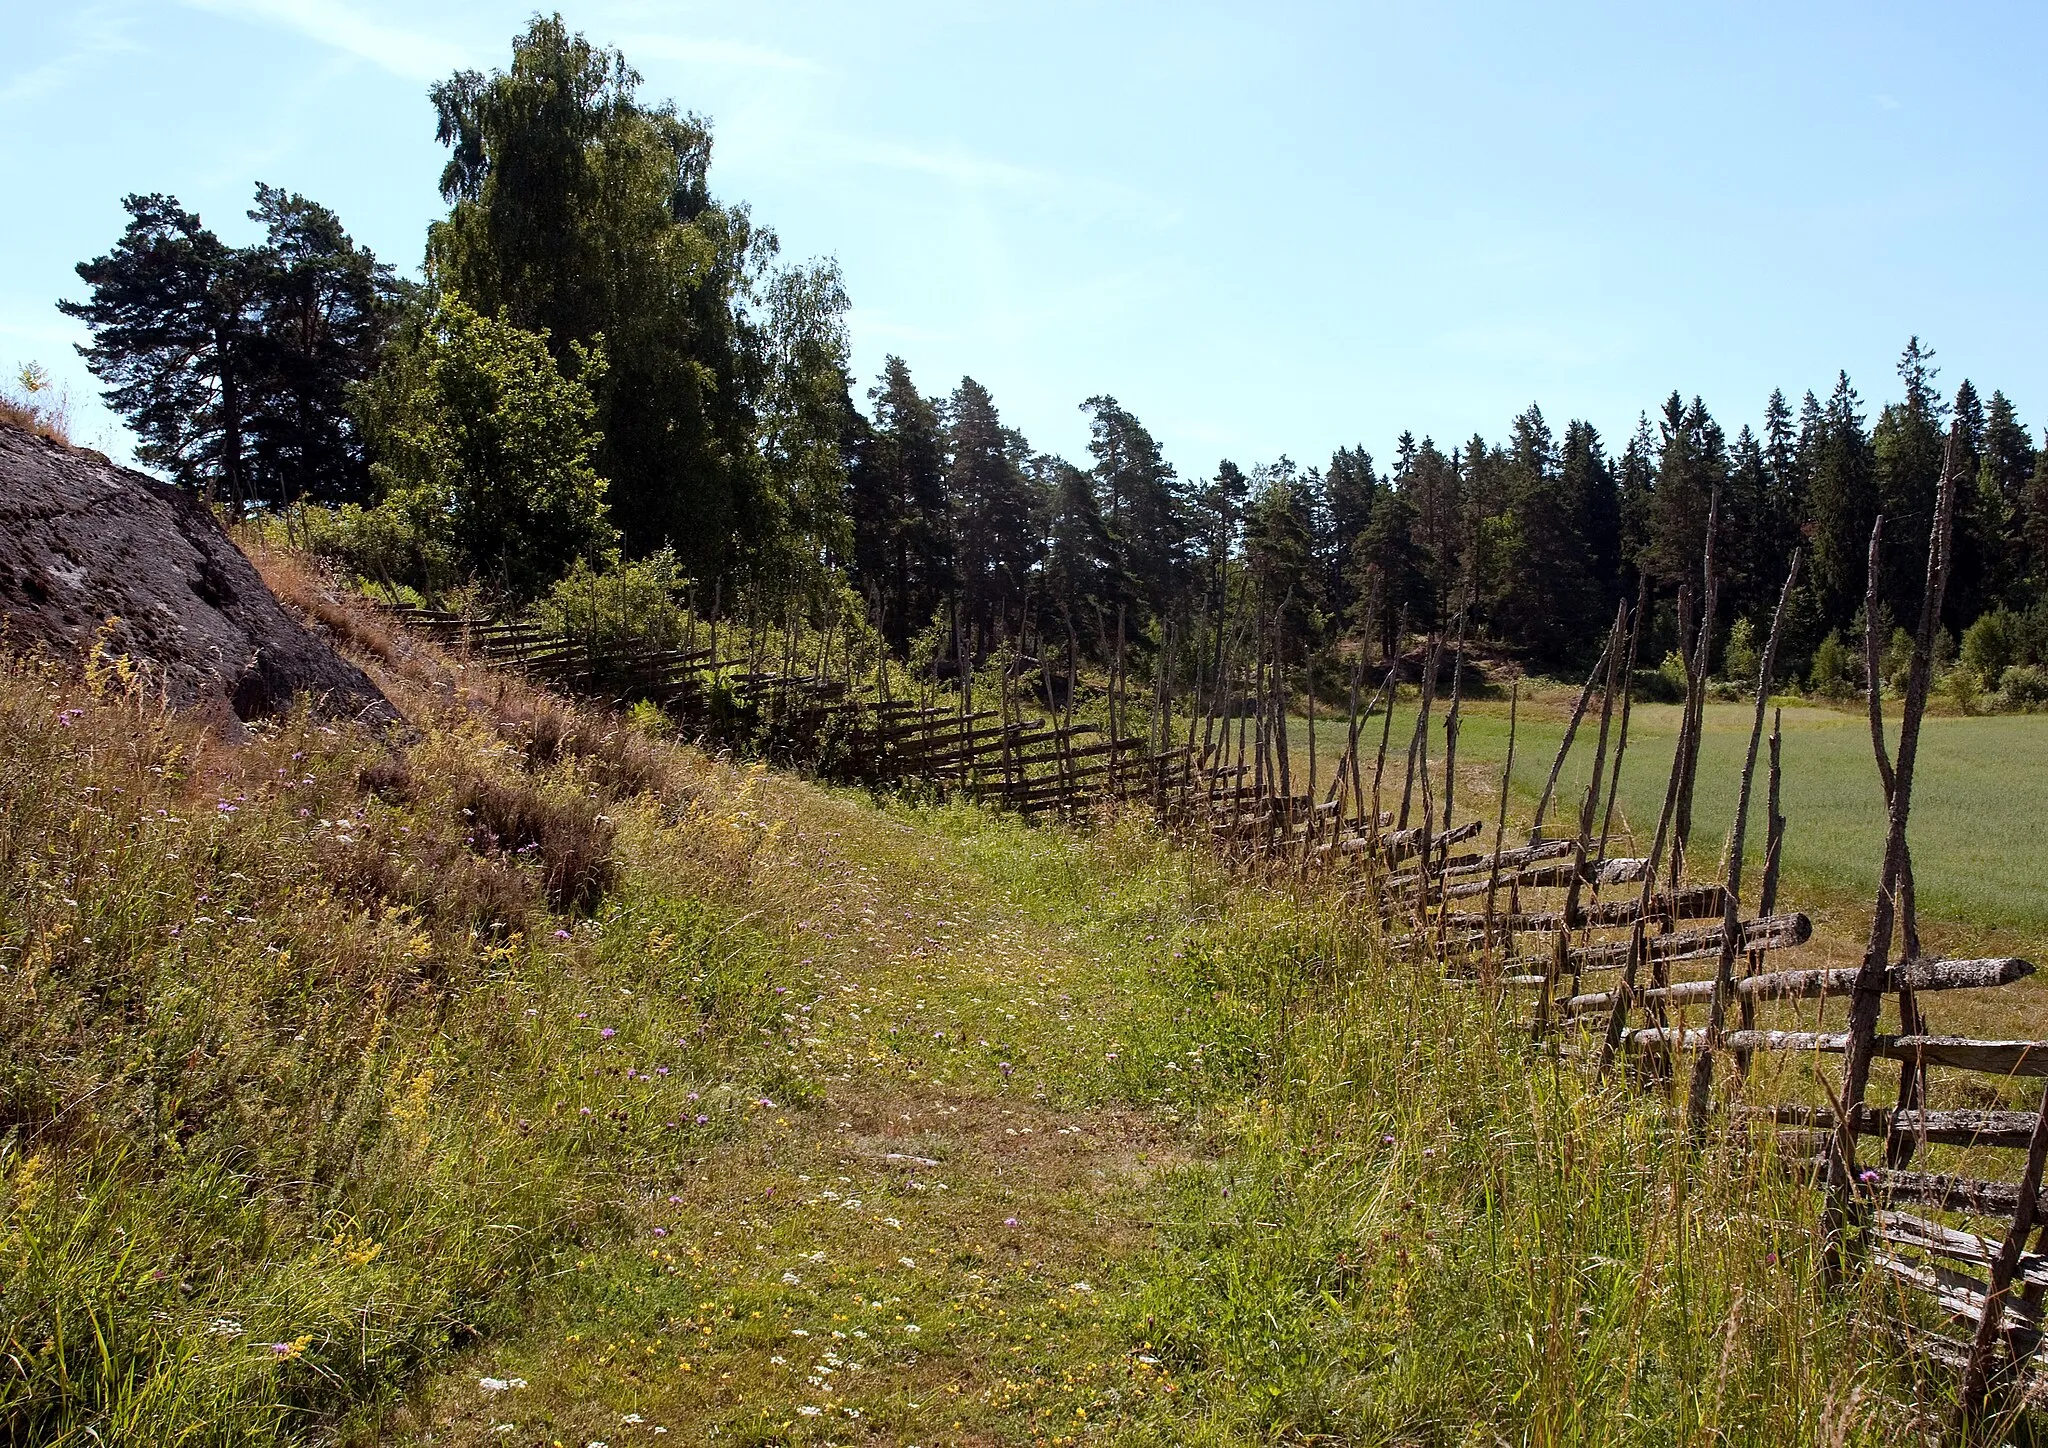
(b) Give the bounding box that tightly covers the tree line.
[56,15,2048,692]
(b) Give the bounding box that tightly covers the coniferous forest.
[56,16,2048,700]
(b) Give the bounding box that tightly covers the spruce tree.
[945,377,1040,644]
[1871,338,1949,626]
[1805,372,1876,629]
[848,357,952,647]
[1978,390,2037,605]
[1081,396,1182,624]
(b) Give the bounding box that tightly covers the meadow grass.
[1281,690,2048,1035]
[0,582,1963,1444]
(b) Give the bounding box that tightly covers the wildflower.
[1859,1169,1880,1184]
[621,1414,644,1424]
[782,1271,802,1285]
[652,1227,668,1238]
[554,929,572,940]
[667,1194,683,1204]
[1382,1134,1396,1145]
[797,1406,821,1416]
[1071,1281,1093,1293]
[216,802,238,813]
[1003,1216,1020,1227]
[580,1107,593,1116]
[601,1027,617,1039]
[478,1376,528,1392]
[695,1114,709,1125]
[999,1061,1013,1078]
[898,1257,916,1268]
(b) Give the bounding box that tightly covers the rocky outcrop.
[0,421,395,728]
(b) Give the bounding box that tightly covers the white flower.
[898,1257,916,1268]
[770,1355,786,1365]
[781,1271,801,1285]
[478,1376,528,1393]
[1070,1281,1093,1293]
[798,1405,822,1416]
[621,1414,643,1424]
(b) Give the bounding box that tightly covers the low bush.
[1999,663,2048,711]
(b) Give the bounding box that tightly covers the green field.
[1281,694,2048,955]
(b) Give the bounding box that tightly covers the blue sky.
[5,1,2045,477]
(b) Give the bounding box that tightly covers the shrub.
[1807,630,1855,699]
[1999,663,2048,711]
[1722,618,1758,684]
[303,500,462,599]
[534,547,695,656]
[1944,664,1983,714]
[1960,608,2019,691]
[1880,626,1915,693]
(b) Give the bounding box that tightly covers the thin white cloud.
[0,5,140,107]
[621,33,826,75]
[179,0,467,82]
[823,135,1052,191]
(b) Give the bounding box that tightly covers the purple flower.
[655,1066,670,1076]
[652,1226,668,1238]
[216,802,238,813]
[600,1027,616,1039]
[1003,1216,1020,1227]
[999,1061,1013,1078]
[579,1107,593,1116]
[695,1114,709,1125]
[1858,1169,1880,1184]
[1382,1134,1396,1145]
[553,929,571,940]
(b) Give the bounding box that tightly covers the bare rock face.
[0,421,395,728]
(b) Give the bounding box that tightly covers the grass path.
[384,788,1213,1446]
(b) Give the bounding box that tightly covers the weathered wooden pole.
[1686,550,1801,1135]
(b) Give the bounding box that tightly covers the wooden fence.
[375,428,2044,1434]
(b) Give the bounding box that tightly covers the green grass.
[1283,692,2048,951]
[0,595,1990,1446]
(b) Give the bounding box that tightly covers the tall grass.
[0,652,802,1442]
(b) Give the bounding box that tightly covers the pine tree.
[62,194,263,505]
[243,185,401,508]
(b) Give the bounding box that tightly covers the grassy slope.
[0,574,1947,1445]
